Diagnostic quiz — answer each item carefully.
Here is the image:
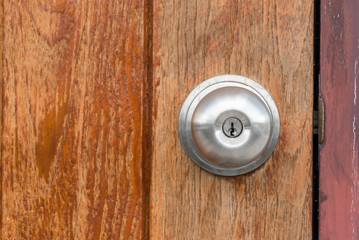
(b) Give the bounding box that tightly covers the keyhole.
[230,123,236,137]
[222,117,243,138]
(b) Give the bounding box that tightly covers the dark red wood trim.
[320,0,359,239]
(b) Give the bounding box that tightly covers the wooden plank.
[0,0,3,236]
[1,0,147,239]
[319,0,359,239]
[150,0,313,239]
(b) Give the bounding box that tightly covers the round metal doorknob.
[178,75,280,176]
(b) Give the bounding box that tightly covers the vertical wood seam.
[143,0,153,239]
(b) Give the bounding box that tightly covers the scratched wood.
[319,0,359,239]
[1,0,146,239]
[150,0,313,239]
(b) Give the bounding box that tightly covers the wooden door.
[1,0,313,239]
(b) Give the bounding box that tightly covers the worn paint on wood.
[1,0,146,239]
[319,0,359,239]
[150,0,313,239]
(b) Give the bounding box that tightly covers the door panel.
[150,0,313,239]
[1,0,314,239]
[1,0,146,239]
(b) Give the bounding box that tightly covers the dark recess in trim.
[313,0,320,239]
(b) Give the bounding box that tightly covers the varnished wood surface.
[150,0,313,239]
[1,0,146,239]
[319,0,359,239]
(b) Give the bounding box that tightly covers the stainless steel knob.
[178,75,280,176]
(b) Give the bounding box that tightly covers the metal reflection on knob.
[178,75,280,176]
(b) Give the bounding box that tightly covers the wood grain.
[0,0,3,237]
[1,0,146,239]
[150,0,313,239]
[319,0,359,239]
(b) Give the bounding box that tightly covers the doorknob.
[178,75,280,176]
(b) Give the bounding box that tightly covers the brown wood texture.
[1,0,147,239]
[319,0,359,239]
[0,0,3,237]
[150,0,313,239]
